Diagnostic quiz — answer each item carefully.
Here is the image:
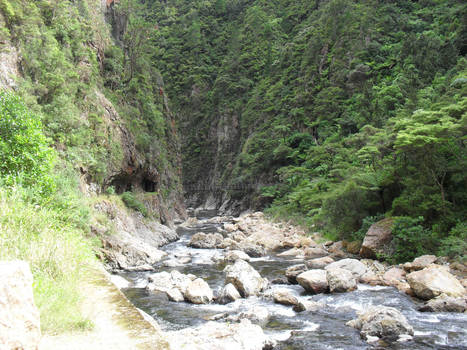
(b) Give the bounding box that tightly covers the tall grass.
[0,182,97,334]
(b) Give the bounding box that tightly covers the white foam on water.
[413,315,440,323]
[414,330,432,336]
[301,321,320,332]
[250,256,274,262]
[269,330,292,342]
[357,284,390,291]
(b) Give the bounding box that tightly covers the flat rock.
[304,247,328,259]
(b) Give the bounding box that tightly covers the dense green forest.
[141,0,467,261]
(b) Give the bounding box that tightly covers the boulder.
[234,306,270,326]
[189,232,224,249]
[326,268,357,293]
[224,250,251,263]
[403,255,437,272]
[382,268,406,286]
[303,247,328,259]
[419,295,467,313]
[347,306,413,341]
[277,248,304,258]
[325,258,367,278]
[224,260,267,297]
[230,231,247,242]
[344,241,362,255]
[406,266,466,300]
[306,256,334,269]
[296,270,329,294]
[0,261,41,350]
[237,242,266,257]
[285,264,307,284]
[217,283,241,304]
[185,278,214,304]
[359,218,393,259]
[273,289,299,306]
[167,319,275,350]
[292,300,325,312]
[270,277,290,285]
[224,223,238,233]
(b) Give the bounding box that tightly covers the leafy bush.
[438,222,467,262]
[0,91,55,196]
[121,191,148,217]
[387,216,436,264]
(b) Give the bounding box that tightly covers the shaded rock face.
[167,319,275,350]
[407,267,465,300]
[296,270,328,294]
[359,218,393,259]
[347,306,414,341]
[224,260,267,297]
[326,268,357,293]
[0,261,41,350]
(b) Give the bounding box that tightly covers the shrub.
[121,191,148,217]
[0,91,55,197]
[386,216,436,264]
[438,222,467,262]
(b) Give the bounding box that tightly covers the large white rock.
[325,258,367,278]
[167,319,275,350]
[224,260,267,297]
[326,268,357,293]
[0,261,41,350]
[184,278,214,304]
[347,306,413,341]
[407,266,465,300]
[296,270,328,294]
[217,283,241,304]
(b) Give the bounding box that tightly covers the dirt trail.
[40,266,169,350]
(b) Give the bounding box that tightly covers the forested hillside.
[145,0,466,261]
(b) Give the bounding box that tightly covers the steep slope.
[146,0,466,251]
[0,0,185,222]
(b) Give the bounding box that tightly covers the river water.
[119,213,467,349]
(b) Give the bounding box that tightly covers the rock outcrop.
[406,266,465,300]
[347,306,413,342]
[0,261,41,350]
[326,268,357,293]
[359,218,393,259]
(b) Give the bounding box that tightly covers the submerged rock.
[167,319,275,350]
[224,260,268,297]
[233,306,271,326]
[0,261,41,350]
[347,306,414,341]
[292,299,325,312]
[406,266,465,300]
[296,270,329,294]
[326,268,357,293]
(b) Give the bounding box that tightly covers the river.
[118,212,467,349]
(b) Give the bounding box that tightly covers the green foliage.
[351,214,385,242]
[0,91,55,196]
[438,222,467,262]
[121,191,148,217]
[387,216,437,264]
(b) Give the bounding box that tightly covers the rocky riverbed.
[112,211,467,350]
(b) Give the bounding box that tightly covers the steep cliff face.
[0,0,185,223]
